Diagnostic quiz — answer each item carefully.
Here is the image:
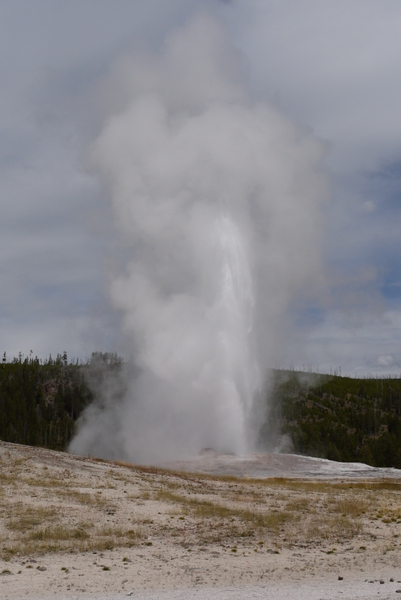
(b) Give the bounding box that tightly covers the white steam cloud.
[70,15,328,464]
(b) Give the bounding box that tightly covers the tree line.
[1,354,401,468]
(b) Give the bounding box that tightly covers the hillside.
[261,370,401,468]
[0,352,121,451]
[1,355,401,468]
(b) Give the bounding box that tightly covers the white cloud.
[226,1,401,173]
[1,0,401,378]
[286,308,401,377]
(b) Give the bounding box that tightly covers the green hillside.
[0,352,122,451]
[1,355,401,468]
[260,370,401,468]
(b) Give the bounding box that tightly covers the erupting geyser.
[70,15,328,464]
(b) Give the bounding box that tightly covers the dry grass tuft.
[6,506,57,532]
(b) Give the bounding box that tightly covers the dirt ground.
[0,441,401,599]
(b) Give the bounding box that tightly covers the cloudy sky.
[1,0,401,376]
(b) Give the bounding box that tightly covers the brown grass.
[1,445,400,559]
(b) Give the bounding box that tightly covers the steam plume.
[70,15,328,463]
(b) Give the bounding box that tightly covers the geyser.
[70,15,328,464]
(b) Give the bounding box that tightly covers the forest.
[0,352,121,451]
[260,370,401,468]
[1,353,401,468]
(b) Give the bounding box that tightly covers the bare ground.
[0,441,401,599]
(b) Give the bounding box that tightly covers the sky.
[1,0,401,376]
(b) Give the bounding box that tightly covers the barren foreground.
[1,441,401,600]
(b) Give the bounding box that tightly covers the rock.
[36,566,47,572]
[338,576,343,581]
[380,580,384,584]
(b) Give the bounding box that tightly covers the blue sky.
[1,0,401,375]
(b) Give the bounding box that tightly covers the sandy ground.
[1,441,401,600]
